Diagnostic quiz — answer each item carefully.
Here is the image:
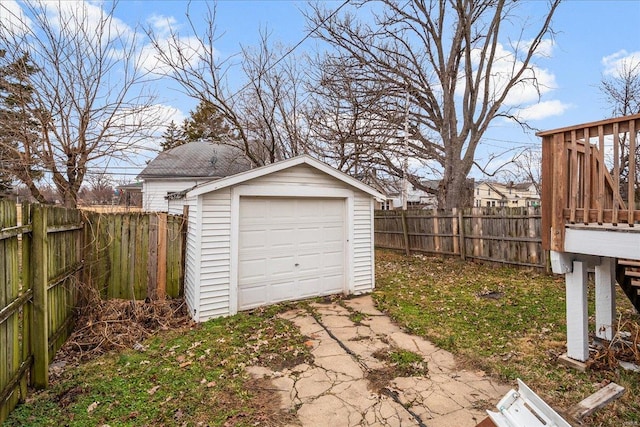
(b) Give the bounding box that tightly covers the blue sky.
[3,0,640,181]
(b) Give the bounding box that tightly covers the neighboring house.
[474,181,540,208]
[381,178,474,209]
[178,155,386,321]
[116,182,143,208]
[386,179,439,209]
[137,141,251,212]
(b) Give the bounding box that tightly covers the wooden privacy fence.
[0,202,83,421]
[375,207,546,269]
[0,202,187,423]
[81,211,186,300]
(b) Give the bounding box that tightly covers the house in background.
[115,182,143,208]
[137,141,251,212]
[474,181,540,208]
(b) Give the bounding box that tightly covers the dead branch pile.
[57,291,193,364]
[589,319,640,371]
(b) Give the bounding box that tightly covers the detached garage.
[182,155,386,322]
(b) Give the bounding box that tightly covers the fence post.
[157,213,167,300]
[147,214,158,300]
[20,204,31,396]
[30,205,48,389]
[401,210,410,256]
[458,208,466,260]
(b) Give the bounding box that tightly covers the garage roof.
[187,155,387,200]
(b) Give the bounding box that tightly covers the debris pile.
[55,295,192,365]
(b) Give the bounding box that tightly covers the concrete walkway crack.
[247,296,510,426]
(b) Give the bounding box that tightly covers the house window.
[491,201,496,207]
[486,201,491,207]
[476,188,480,195]
[488,189,491,196]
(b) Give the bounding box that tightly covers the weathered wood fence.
[0,202,186,423]
[375,207,546,269]
[82,211,186,300]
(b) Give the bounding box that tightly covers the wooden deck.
[538,114,640,362]
[538,113,640,254]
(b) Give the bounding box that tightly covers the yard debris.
[51,292,193,373]
[588,318,640,371]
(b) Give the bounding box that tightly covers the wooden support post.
[595,257,616,341]
[401,210,410,256]
[566,260,589,362]
[157,213,167,300]
[30,206,48,389]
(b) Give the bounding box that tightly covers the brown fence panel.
[375,207,546,269]
[82,212,185,300]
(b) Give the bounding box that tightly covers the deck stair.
[616,259,640,313]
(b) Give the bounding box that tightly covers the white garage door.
[238,197,345,310]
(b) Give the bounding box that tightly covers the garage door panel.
[239,230,267,249]
[239,284,268,309]
[238,197,346,311]
[322,274,344,293]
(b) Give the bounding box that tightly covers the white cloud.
[463,42,559,108]
[514,100,571,121]
[137,34,207,75]
[602,50,640,77]
[147,14,178,38]
[0,0,32,37]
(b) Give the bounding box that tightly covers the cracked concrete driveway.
[246,295,510,426]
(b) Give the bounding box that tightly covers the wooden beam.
[567,383,625,420]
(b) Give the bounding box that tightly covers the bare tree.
[0,1,159,207]
[306,54,392,179]
[308,0,560,208]
[146,5,310,166]
[600,59,640,196]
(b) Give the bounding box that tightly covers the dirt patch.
[367,347,430,393]
[204,377,300,427]
[56,385,89,408]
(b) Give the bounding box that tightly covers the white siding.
[142,179,212,212]
[189,162,376,322]
[197,189,233,320]
[167,198,186,215]
[183,196,200,319]
[246,164,350,190]
[353,192,375,293]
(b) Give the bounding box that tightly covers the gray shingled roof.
[138,141,252,179]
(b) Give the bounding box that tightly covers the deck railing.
[538,113,640,252]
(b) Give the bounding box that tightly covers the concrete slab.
[246,295,509,426]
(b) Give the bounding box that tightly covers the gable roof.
[138,141,251,179]
[187,155,387,199]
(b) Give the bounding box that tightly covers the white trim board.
[564,228,640,260]
[187,155,386,200]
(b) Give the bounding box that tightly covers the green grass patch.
[373,250,640,426]
[5,304,311,427]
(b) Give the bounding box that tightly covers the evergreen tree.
[0,52,45,201]
[160,120,186,151]
[183,100,231,142]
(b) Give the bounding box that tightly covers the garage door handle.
[295,263,299,267]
